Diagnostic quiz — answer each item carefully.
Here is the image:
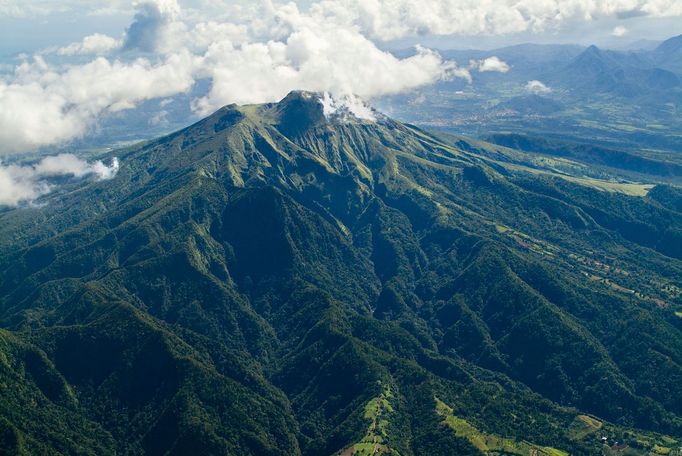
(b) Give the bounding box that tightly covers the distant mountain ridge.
[556,44,680,95]
[656,34,682,56]
[654,34,682,72]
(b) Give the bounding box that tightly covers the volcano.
[1,92,681,455]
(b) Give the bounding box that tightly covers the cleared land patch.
[339,386,400,456]
[435,397,569,456]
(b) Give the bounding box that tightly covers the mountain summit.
[1,92,682,455]
[264,91,382,138]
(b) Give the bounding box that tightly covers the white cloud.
[58,34,122,56]
[3,0,682,26]
[192,27,461,115]
[612,25,628,37]
[526,80,552,94]
[306,0,682,41]
[470,56,510,73]
[0,1,470,153]
[0,53,196,153]
[189,21,249,51]
[0,154,119,206]
[321,92,376,121]
[123,0,183,53]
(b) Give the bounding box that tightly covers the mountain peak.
[568,44,616,74]
[272,91,380,137]
[277,90,322,108]
[578,44,604,61]
[273,91,328,137]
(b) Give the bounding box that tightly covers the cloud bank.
[0,154,119,206]
[192,33,459,115]
[305,0,682,40]
[3,0,682,24]
[0,53,196,153]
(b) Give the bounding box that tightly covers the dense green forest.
[0,91,681,455]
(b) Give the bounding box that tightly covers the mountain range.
[554,44,681,96]
[379,34,682,167]
[1,92,681,455]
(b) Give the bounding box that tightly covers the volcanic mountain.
[1,91,681,455]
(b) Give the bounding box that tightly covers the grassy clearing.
[496,160,655,196]
[568,414,682,456]
[544,173,654,196]
[568,415,603,441]
[435,398,569,456]
[654,444,673,454]
[339,386,400,456]
[581,180,654,196]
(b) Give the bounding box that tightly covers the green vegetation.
[0,91,681,455]
[435,398,568,456]
[340,386,401,455]
[567,410,682,455]
[568,415,603,441]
